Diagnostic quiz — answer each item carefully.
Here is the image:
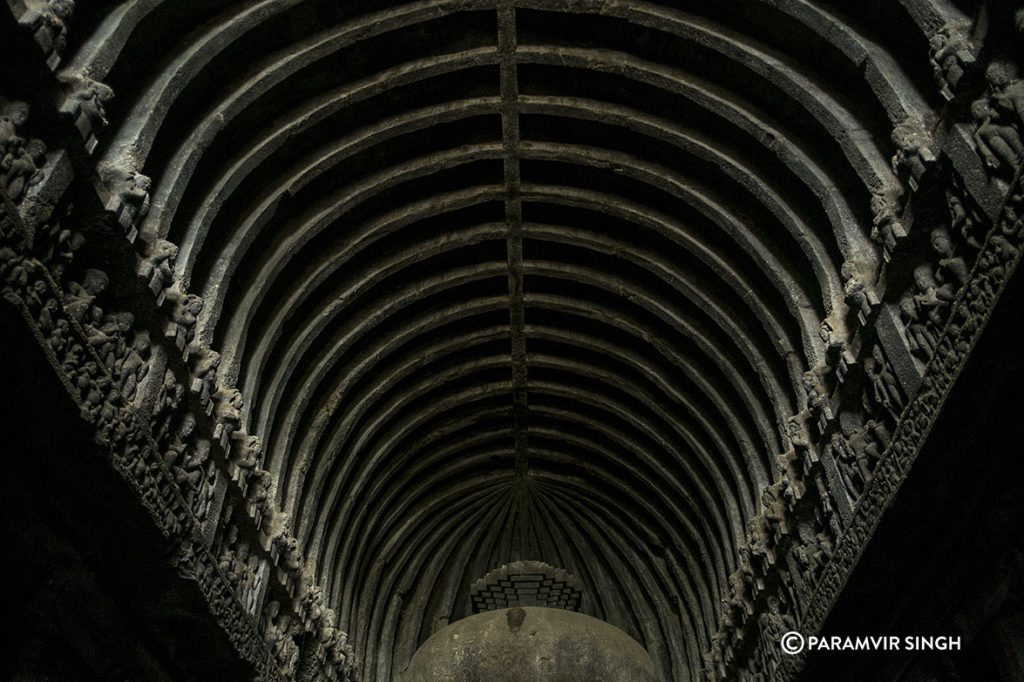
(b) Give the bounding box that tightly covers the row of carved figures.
[2,71,361,680]
[0,99,46,205]
[703,82,1017,677]
[1,186,359,680]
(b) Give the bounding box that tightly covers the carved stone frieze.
[13,0,75,70]
[0,192,355,680]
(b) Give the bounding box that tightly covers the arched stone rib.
[174,54,504,281]
[274,299,509,508]
[518,95,845,302]
[99,0,494,166]
[314,365,735,618]
[249,212,790,477]
[276,266,778,540]
[536,480,696,680]
[249,187,798,450]
[297,340,742,548]
[297,321,757,544]
[316,377,732,606]
[256,232,782,477]
[203,144,503,358]
[348,480,511,682]
[515,45,883,257]
[516,0,933,128]
[524,260,793,428]
[176,96,501,281]
[280,291,768,524]
[224,148,823,409]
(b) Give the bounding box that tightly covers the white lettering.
[798,633,958,653]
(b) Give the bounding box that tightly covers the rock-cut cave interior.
[1,0,1023,681]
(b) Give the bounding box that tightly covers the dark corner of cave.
[1,1,1023,681]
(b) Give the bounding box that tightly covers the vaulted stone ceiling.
[55,0,970,678]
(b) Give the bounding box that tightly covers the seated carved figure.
[987,61,1024,127]
[911,264,949,327]
[117,333,150,402]
[138,238,178,289]
[931,228,970,294]
[869,191,905,252]
[0,100,29,156]
[166,286,204,345]
[899,293,937,360]
[64,268,108,323]
[3,138,46,202]
[20,0,75,56]
[929,23,973,98]
[971,98,1024,171]
[63,75,114,130]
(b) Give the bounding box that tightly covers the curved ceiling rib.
[63,0,958,678]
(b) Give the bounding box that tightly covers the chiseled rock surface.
[399,607,659,682]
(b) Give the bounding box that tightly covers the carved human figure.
[152,369,184,448]
[166,286,203,345]
[986,62,1024,127]
[63,268,108,323]
[231,433,262,470]
[841,261,867,311]
[114,171,151,223]
[263,600,282,646]
[864,419,891,460]
[869,191,904,252]
[235,544,253,598]
[274,528,303,574]
[929,24,973,98]
[3,138,47,202]
[775,450,805,506]
[890,117,934,179]
[818,318,845,359]
[187,439,214,520]
[912,264,949,326]
[845,423,877,485]
[801,369,831,418]
[785,415,809,453]
[213,387,243,440]
[758,596,794,670]
[276,623,299,677]
[765,483,786,540]
[797,528,834,583]
[97,310,133,370]
[971,98,1024,171]
[21,0,75,56]
[46,225,86,281]
[899,293,937,359]
[162,412,197,480]
[63,75,114,130]
[117,333,150,402]
[747,517,771,565]
[0,100,29,155]
[830,431,864,500]
[139,238,178,288]
[246,468,273,515]
[190,347,220,398]
[863,345,903,416]
[301,582,325,626]
[930,228,969,293]
[243,549,262,612]
[947,182,983,251]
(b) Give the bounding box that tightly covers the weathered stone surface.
[399,607,659,682]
